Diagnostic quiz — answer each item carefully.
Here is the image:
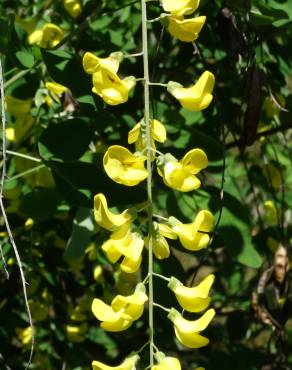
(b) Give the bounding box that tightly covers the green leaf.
[15,50,34,68]
[64,207,95,260]
[38,117,93,161]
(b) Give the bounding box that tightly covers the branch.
[0,58,34,369]
[226,124,292,149]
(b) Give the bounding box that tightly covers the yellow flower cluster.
[161,0,206,42]
[83,52,136,106]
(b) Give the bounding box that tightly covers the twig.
[0,59,34,369]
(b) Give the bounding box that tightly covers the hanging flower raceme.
[92,354,140,370]
[167,308,215,348]
[157,149,208,192]
[164,15,206,42]
[93,193,135,231]
[83,52,136,105]
[101,223,144,273]
[168,274,215,312]
[167,71,215,111]
[145,222,177,260]
[128,119,167,157]
[63,0,82,18]
[103,145,148,186]
[161,0,200,16]
[92,283,147,331]
[5,96,34,143]
[28,23,64,48]
[169,210,213,250]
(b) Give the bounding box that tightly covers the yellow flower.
[157,149,208,192]
[92,354,139,370]
[66,323,87,342]
[168,274,215,312]
[162,0,200,16]
[152,355,181,370]
[16,326,33,346]
[94,193,134,231]
[263,200,278,225]
[166,16,206,42]
[145,222,177,260]
[128,119,167,155]
[101,223,144,273]
[167,71,215,111]
[103,145,148,186]
[168,308,215,348]
[83,52,136,105]
[63,0,82,18]
[93,265,103,283]
[45,81,68,95]
[92,283,147,332]
[29,23,64,48]
[171,210,213,250]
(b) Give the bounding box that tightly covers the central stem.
[141,0,154,367]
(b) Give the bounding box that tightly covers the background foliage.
[0,0,292,369]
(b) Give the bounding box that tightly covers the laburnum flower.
[83,52,136,105]
[92,354,140,370]
[170,210,213,250]
[93,193,134,231]
[167,308,215,348]
[167,71,215,111]
[45,81,68,95]
[92,283,147,332]
[66,323,88,343]
[16,326,33,346]
[128,119,167,156]
[152,353,181,370]
[5,96,34,143]
[162,0,200,16]
[63,0,82,18]
[157,149,208,192]
[166,15,206,42]
[168,274,215,312]
[28,23,64,48]
[101,223,144,273]
[145,222,177,260]
[103,145,148,186]
[263,200,278,224]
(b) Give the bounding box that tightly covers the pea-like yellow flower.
[167,71,215,111]
[152,354,181,370]
[103,145,148,186]
[83,52,136,105]
[45,81,68,95]
[157,149,208,192]
[92,354,140,370]
[263,200,278,224]
[92,283,147,331]
[170,210,213,251]
[162,0,200,16]
[101,223,144,273]
[166,16,206,42]
[168,308,215,348]
[93,193,134,231]
[145,222,177,260]
[28,23,64,48]
[66,323,87,343]
[128,119,167,155]
[168,274,215,312]
[16,326,33,346]
[63,0,82,18]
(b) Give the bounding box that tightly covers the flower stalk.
[141,0,155,365]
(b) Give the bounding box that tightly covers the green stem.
[6,164,45,182]
[141,0,154,366]
[6,150,42,163]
